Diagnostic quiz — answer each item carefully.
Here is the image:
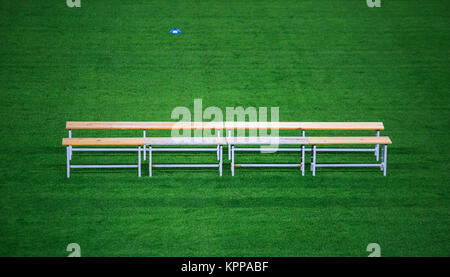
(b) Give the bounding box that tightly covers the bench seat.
[307,136,391,145]
[63,136,391,146]
[227,136,392,177]
[63,138,144,146]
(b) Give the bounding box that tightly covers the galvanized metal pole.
[149,146,152,177]
[380,145,384,171]
[143,130,146,161]
[138,146,141,177]
[68,129,72,160]
[219,145,223,176]
[375,130,380,161]
[312,145,317,176]
[301,144,305,176]
[231,145,235,176]
[217,129,221,161]
[227,129,232,160]
[66,146,70,178]
[383,145,387,176]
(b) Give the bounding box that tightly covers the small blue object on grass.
[170,28,181,34]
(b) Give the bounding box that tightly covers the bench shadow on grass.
[71,195,395,209]
[49,146,420,176]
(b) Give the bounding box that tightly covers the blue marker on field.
[170,28,181,34]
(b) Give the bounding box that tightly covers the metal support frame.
[143,130,147,161]
[147,144,223,177]
[68,130,72,161]
[311,144,388,176]
[151,148,217,152]
[231,145,235,176]
[72,148,139,152]
[217,129,221,161]
[227,129,232,160]
[380,144,387,176]
[149,146,152,177]
[301,130,381,159]
[219,145,223,176]
[66,145,142,178]
[301,145,305,176]
[230,145,304,176]
[66,146,70,178]
[312,145,316,176]
[375,130,380,161]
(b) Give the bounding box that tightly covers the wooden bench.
[226,137,309,176]
[66,121,225,161]
[64,121,388,177]
[62,137,227,178]
[62,138,145,178]
[227,136,392,177]
[66,121,384,161]
[62,136,392,177]
[222,121,384,161]
[308,136,391,176]
[144,137,227,177]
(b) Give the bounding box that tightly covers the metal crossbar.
[148,145,223,177]
[66,146,142,178]
[231,145,305,176]
[152,164,219,168]
[311,144,388,176]
[235,164,301,167]
[225,129,382,160]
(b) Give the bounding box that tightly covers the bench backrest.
[66,121,222,130]
[66,121,384,131]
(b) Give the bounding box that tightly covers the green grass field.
[0,0,449,256]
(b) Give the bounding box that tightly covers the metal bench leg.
[375,130,380,161]
[149,146,152,177]
[383,145,387,176]
[301,145,305,176]
[138,146,141,177]
[380,145,384,171]
[143,130,146,161]
[66,146,70,178]
[68,129,72,160]
[216,129,221,161]
[227,129,232,160]
[219,145,223,176]
[312,145,317,176]
[231,145,235,176]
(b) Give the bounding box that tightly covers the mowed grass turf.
[0,0,449,256]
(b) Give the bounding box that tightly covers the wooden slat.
[300,122,384,130]
[62,138,144,146]
[67,121,384,130]
[224,122,302,129]
[307,136,392,145]
[63,136,391,146]
[225,122,384,130]
[66,121,225,130]
[145,137,227,145]
[227,136,308,145]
